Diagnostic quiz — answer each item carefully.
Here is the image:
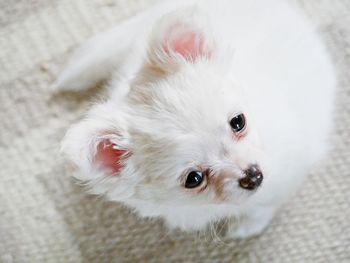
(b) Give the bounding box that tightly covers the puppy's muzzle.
[239,165,263,190]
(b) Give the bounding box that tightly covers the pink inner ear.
[93,139,128,176]
[165,24,211,62]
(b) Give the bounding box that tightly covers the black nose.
[239,165,263,190]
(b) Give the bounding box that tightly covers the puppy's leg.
[227,206,276,239]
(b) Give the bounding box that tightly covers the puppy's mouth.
[238,165,263,191]
[207,165,263,203]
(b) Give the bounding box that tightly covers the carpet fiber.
[0,0,349,262]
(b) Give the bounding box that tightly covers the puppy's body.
[55,0,335,238]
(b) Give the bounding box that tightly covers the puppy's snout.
[239,165,263,190]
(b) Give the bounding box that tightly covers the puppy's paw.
[227,208,275,239]
[227,218,270,239]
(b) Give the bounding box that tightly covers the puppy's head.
[63,9,267,221]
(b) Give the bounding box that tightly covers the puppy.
[54,0,335,238]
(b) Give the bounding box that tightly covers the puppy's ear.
[61,104,135,198]
[147,8,214,72]
[92,137,130,176]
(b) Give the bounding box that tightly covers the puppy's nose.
[239,165,263,190]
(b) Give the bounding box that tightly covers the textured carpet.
[0,0,349,262]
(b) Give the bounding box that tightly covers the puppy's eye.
[230,113,246,133]
[185,171,204,188]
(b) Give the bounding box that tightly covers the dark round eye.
[185,171,204,188]
[230,113,246,133]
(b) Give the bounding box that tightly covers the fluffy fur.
[54,0,335,238]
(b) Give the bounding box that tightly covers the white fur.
[56,0,335,238]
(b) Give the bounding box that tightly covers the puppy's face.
[125,66,265,205]
[63,13,266,214]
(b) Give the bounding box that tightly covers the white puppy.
[54,0,335,238]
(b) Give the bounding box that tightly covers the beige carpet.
[0,0,349,262]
